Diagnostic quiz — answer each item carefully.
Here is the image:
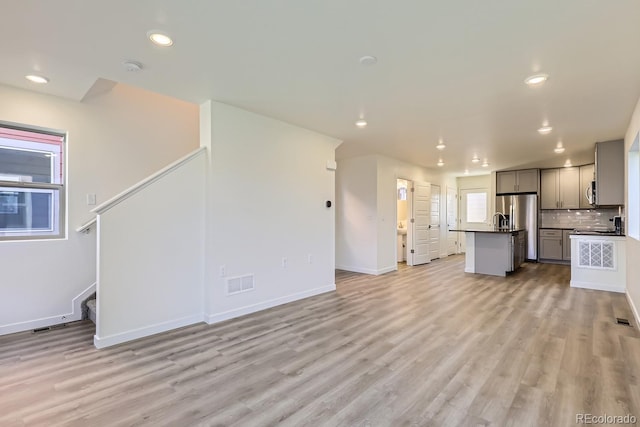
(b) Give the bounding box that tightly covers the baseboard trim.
[205,284,336,325]
[570,280,625,293]
[94,313,204,349]
[0,282,97,336]
[626,291,640,328]
[335,264,397,275]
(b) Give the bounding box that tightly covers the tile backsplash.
[540,208,622,230]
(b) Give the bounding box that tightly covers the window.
[0,125,65,240]
[466,192,487,223]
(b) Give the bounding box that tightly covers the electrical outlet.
[282,257,287,268]
[308,254,313,264]
[219,265,226,278]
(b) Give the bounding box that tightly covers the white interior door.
[429,184,441,260]
[407,180,431,266]
[446,186,458,255]
[458,188,490,253]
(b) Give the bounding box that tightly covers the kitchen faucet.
[493,212,507,229]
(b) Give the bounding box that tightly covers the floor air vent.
[616,318,631,327]
[33,324,67,333]
[227,274,255,295]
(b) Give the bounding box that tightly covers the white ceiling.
[3,1,640,175]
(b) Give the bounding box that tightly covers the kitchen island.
[569,231,626,293]
[450,229,526,277]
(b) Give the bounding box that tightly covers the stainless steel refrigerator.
[495,194,538,261]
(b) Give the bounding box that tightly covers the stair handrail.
[92,147,206,215]
[76,217,97,234]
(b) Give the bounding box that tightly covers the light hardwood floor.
[1,256,639,426]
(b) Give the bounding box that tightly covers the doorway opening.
[396,179,409,264]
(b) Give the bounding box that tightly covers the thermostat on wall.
[326,160,337,171]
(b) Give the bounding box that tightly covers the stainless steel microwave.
[587,180,596,205]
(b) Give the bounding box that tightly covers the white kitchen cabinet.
[496,169,539,194]
[540,168,580,209]
[539,229,563,260]
[579,164,595,209]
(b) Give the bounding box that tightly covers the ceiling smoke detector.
[123,61,143,72]
[359,55,378,66]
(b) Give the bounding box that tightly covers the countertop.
[570,230,625,237]
[540,227,625,236]
[449,228,525,234]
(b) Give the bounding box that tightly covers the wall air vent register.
[226,274,255,295]
[578,240,615,270]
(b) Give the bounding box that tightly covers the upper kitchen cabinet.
[540,167,580,209]
[496,169,539,194]
[579,164,595,209]
[595,140,624,206]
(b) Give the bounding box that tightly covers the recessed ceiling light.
[355,119,367,128]
[564,159,572,167]
[436,140,446,150]
[554,142,565,154]
[437,159,444,167]
[359,55,378,66]
[25,74,49,84]
[538,126,553,135]
[464,169,469,175]
[482,160,489,167]
[471,156,480,163]
[148,31,174,46]
[524,73,549,86]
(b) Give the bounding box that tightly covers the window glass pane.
[0,146,53,183]
[466,192,487,223]
[0,187,59,234]
[0,136,62,184]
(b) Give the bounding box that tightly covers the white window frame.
[0,124,65,241]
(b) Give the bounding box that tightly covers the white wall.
[624,95,640,324]
[0,83,199,335]
[202,101,341,323]
[336,154,455,274]
[335,155,379,274]
[95,151,206,348]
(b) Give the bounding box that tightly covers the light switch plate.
[86,194,96,205]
